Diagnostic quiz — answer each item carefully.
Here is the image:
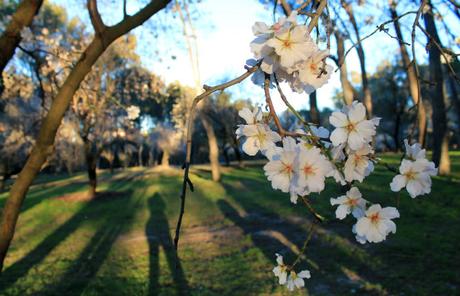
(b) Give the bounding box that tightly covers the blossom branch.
[263,74,304,138]
[174,63,260,250]
[289,222,316,270]
[301,196,325,223]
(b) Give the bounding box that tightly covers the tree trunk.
[138,145,143,167]
[161,150,170,168]
[334,30,356,106]
[201,115,221,182]
[343,1,373,117]
[390,2,427,145]
[84,140,97,198]
[0,0,43,94]
[423,1,451,175]
[309,91,320,124]
[0,0,171,271]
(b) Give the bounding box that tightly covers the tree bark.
[334,30,356,106]
[0,0,171,271]
[0,0,43,84]
[84,141,97,198]
[161,150,170,168]
[423,1,451,174]
[389,2,427,145]
[342,1,373,117]
[201,115,221,182]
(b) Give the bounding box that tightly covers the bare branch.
[307,0,327,33]
[87,0,106,35]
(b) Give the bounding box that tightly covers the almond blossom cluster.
[273,254,311,291]
[233,10,439,293]
[248,11,332,94]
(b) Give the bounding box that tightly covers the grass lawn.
[0,153,459,295]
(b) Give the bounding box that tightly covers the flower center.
[290,271,298,279]
[310,62,318,72]
[346,121,356,132]
[282,163,294,176]
[346,198,358,207]
[303,164,315,176]
[369,212,380,224]
[282,39,292,48]
[256,131,266,144]
[404,170,417,180]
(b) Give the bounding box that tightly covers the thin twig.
[301,196,325,223]
[173,64,260,250]
[289,222,316,270]
[337,10,417,70]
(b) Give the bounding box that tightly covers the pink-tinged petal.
[329,112,348,127]
[390,175,407,192]
[348,102,366,123]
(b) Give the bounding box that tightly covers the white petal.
[348,102,366,123]
[329,112,348,127]
[390,175,407,192]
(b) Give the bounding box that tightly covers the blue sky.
[52,0,459,112]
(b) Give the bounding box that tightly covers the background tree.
[0,0,172,271]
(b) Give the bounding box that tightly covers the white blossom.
[403,139,426,160]
[235,107,281,156]
[294,145,332,199]
[329,102,378,150]
[286,270,311,291]
[355,204,399,243]
[344,144,374,182]
[297,49,333,94]
[390,159,437,198]
[330,187,367,220]
[272,253,288,285]
[266,25,315,69]
[263,138,298,201]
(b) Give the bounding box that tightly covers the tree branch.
[87,0,106,35]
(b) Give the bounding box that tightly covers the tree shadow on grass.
[219,180,388,295]
[146,193,189,296]
[0,174,141,293]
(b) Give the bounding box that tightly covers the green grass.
[0,153,459,296]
